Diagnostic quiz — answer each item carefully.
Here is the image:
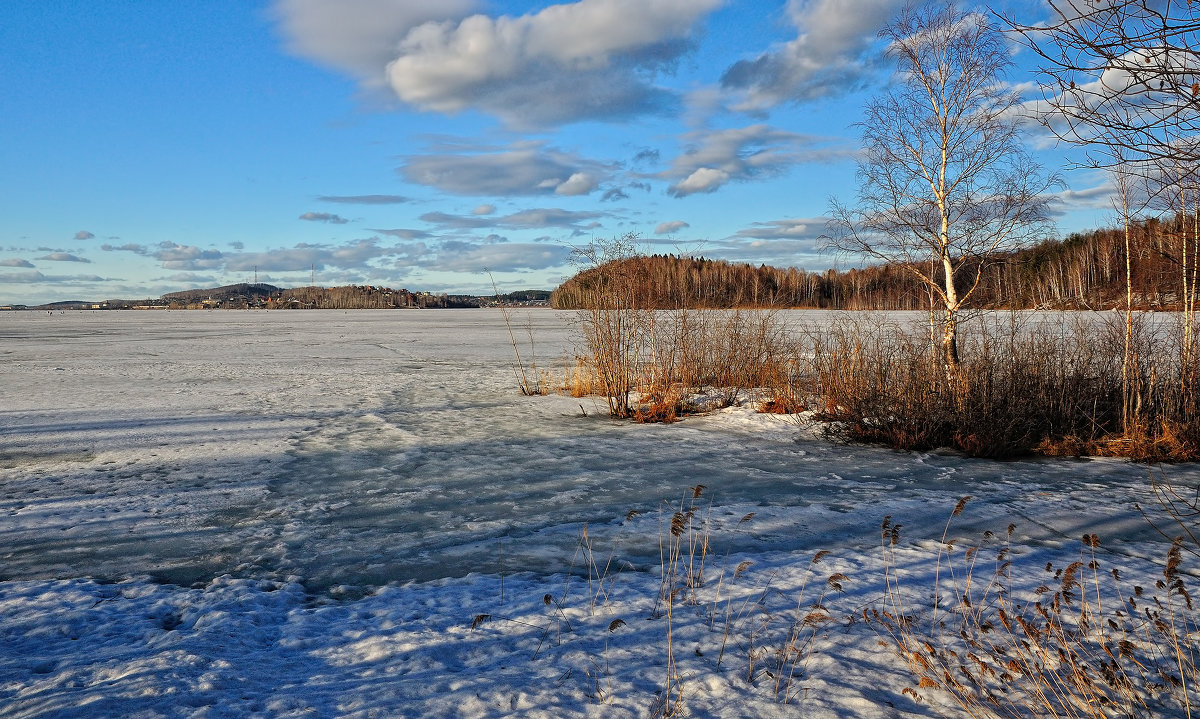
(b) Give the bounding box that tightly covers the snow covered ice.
[1,309,1196,718]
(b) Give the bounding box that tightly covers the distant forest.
[551,216,1195,311]
[148,284,547,310]
[155,283,462,309]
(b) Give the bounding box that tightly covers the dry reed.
[873,500,1200,718]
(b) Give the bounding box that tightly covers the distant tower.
[311,264,315,287]
[254,265,258,284]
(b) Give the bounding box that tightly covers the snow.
[0,309,1196,718]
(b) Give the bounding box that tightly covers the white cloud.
[400,144,610,197]
[655,220,690,235]
[670,168,731,196]
[223,239,396,272]
[698,216,830,266]
[1047,181,1117,217]
[38,252,91,263]
[732,218,818,240]
[554,172,599,196]
[0,258,35,268]
[154,243,225,271]
[272,0,478,82]
[74,231,95,241]
[721,0,904,111]
[471,204,496,216]
[428,242,571,272]
[383,0,721,126]
[0,271,109,284]
[664,124,853,197]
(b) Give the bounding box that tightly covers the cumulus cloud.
[670,168,731,196]
[299,211,350,224]
[721,0,904,111]
[38,252,91,263]
[471,204,496,216]
[272,0,478,81]
[382,0,721,126]
[276,0,721,126]
[74,231,95,241]
[601,188,630,202]
[654,220,690,235]
[318,194,410,204]
[665,124,853,197]
[400,144,610,197]
[555,172,599,196]
[0,258,35,268]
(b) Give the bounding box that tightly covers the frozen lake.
[4,309,1199,719]
[1,309,1185,592]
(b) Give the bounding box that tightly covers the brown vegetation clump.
[758,392,806,415]
[560,233,1197,459]
[803,314,1198,460]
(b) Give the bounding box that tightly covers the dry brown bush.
[804,313,1198,460]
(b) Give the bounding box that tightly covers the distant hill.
[161,283,282,303]
[14,283,555,311]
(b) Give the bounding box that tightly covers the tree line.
[158,283,464,309]
[550,214,1194,312]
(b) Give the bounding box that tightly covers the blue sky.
[0,0,1111,305]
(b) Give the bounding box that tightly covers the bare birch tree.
[1008,0,1200,170]
[829,2,1056,370]
[1008,0,1200,409]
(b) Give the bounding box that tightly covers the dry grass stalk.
[489,269,545,396]
[517,488,845,715]
[873,503,1200,718]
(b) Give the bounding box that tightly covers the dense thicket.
[551,216,1194,311]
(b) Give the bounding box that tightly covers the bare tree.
[1009,0,1200,171]
[569,233,653,418]
[1009,0,1199,402]
[829,2,1057,369]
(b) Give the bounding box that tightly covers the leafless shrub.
[566,237,798,421]
[805,313,1198,460]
